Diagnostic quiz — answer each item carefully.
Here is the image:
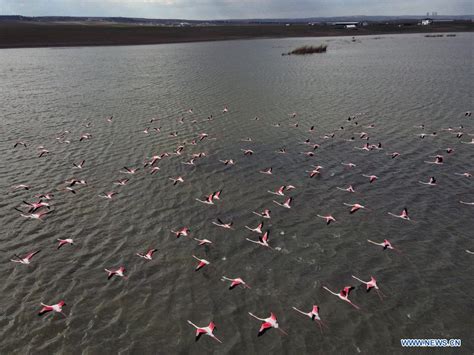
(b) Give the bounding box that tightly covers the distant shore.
[0,22,473,49]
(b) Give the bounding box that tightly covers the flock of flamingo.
[9,106,473,344]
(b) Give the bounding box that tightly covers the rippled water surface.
[0,34,473,354]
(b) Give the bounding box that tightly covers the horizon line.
[1,13,473,22]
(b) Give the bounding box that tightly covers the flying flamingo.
[105,266,126,279]
[253,209,271,219]
[245,221,263,234]
[322,285,360,310]
[419,177,436,186]
[306,167,321,178]
[38,301,66,317]
[196,193,215,205]
[187,320,222,343]
[337,185,355,193]
[260,167,272,175]
[355,143,370,151]
[455,172,471,178]
[171,227,190,238]
[221,276,250,289]
[212,218,233,229]
[425,155,443,164]
[14,141,27,148]
[169,176,184,185]
[193,255,209,271]
[352,275,385,300]
[317,214,336,225]
[241,149,254,156]
[362,174,378,183]
[22,200,50,213]
[292,305,328,333]
[12,184,31,191]
[11,250,40,264]
[182,158,195,166]
[343,203,367,214]
[99,192,118,199]
[273,197,292,209]
[388,207,411,220]
[14,208,53,220]
[248,312,287,336]
[367,239,400,252]
[113,178,129,186]
[38,149,49,158]
[121,166,139,174]
[246,230,272,249]
[136,249,157,260]
[73,160,85,169]
[220,159,235,166]
[79,133,92,141]
[57,238,74,249]
[194,238,213,246]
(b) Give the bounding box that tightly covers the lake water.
[0,33,473,354]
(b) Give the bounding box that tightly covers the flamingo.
[194,238,213,246]
[192,255,209,271]
[248,312,287,336]
[292,305,328,333]
[352,275,385,300]
[221,276,250,289]
[367,239,400,252]
[317,214,336,225]
[388,207,411,220]
[246,230,272,249]
[323,285,360,310]
[136,249,157,260]
[273,197,292,209]
[343,203,366,214]
[187,320,222,343]
[105,266,126,279]
[11,250,40,264]
[212,218,233,229]
[171,227,190,238]
[38,301,66,317]
[57,239,74,249]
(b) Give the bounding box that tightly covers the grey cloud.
[0,0,471,19]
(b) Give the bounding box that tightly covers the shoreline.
[1,22,473,49]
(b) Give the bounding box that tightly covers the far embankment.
[0,21,473,49]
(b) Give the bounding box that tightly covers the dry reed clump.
[283,44,327,55]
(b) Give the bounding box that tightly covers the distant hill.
[1,14,473,26]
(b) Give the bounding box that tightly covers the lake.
[0,33,473,354]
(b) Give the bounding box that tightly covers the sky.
[0,0,472,19]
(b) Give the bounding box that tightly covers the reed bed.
[283,44,327,56]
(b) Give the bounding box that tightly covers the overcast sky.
[0,0,472,19]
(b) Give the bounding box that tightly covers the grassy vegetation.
[284,44,327,55]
